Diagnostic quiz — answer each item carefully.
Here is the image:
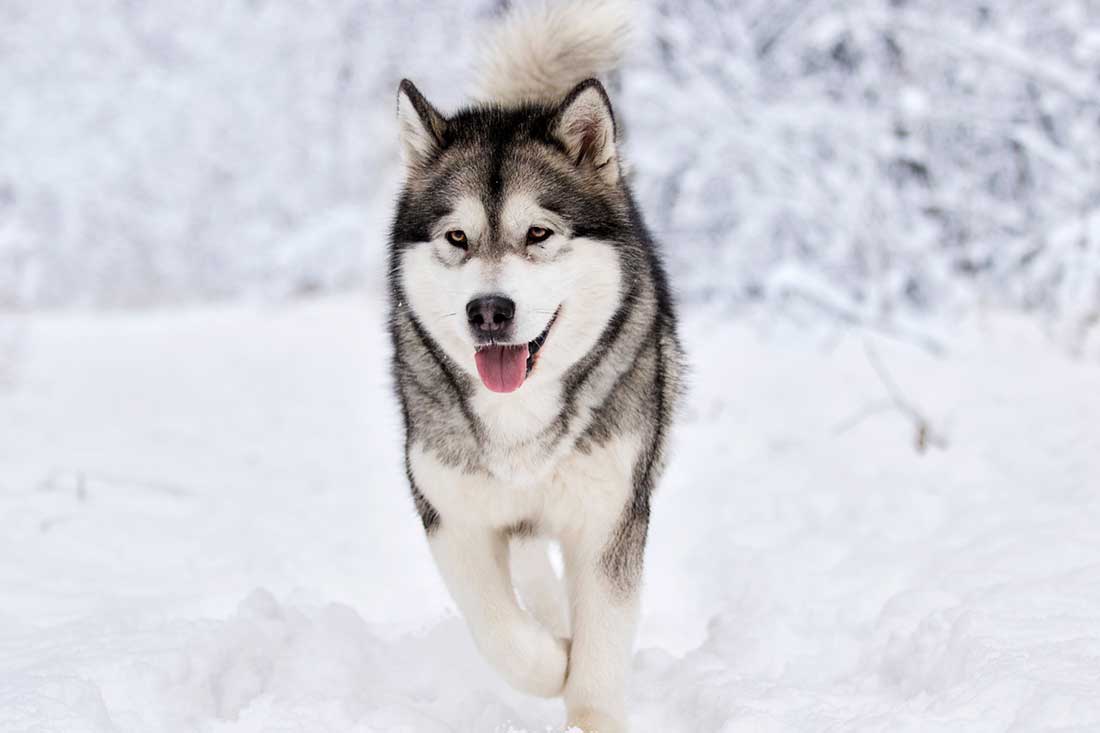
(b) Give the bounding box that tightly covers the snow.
[2,297,1098,732]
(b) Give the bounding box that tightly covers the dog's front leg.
[561,509,647,733]
[429,523,569,697]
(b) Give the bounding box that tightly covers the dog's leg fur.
[511,538,570,639]
[560,510,644,732]
[428,525,569,697]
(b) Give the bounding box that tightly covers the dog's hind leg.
[429,525,569,697]
[510,537,570,638]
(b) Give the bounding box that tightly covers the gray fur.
[389,86,682,593]
[389,8,683,725]
[390,28,682,607]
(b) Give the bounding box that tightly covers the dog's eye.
[526,226,552,244]
[444,230,467,248]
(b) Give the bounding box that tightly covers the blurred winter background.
[2,0,1098,338]
[3,2,1100,732]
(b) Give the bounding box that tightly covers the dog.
[388,2,682,730]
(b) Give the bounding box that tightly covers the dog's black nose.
[466,295,515,333]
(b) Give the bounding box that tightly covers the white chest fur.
[467,378,569,485]
[409,426,640,539]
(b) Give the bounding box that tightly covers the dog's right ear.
[397,79,447,168]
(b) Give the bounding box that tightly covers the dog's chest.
[410,383,640,534]
[468,381,568,484]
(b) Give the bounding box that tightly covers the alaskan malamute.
[388,1,682,730]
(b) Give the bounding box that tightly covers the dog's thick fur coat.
[388,2,682,730]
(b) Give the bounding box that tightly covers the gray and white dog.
[388,1,682,730]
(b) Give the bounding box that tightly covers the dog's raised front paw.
[503,624,569,697]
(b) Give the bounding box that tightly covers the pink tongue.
[474,344,529,393]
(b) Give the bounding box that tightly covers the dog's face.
[391,80,631,394]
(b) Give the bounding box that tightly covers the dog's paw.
[508,626,569,697]
[567,707,626,733]
[471,612,568,697]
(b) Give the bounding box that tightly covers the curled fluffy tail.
[474,0,633,105]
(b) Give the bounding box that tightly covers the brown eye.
[527,226,552,244]
[445,230,467,248]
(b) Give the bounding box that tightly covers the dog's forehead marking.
[500,192,550,236]
[430,135,584,258]
[444,195,488,239]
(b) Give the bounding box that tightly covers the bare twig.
[832,399,894,435]
[832,341,948,452]
[861,341,948,453]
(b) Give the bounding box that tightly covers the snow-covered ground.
[1,297,1098,732]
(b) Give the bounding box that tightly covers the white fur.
[511,538,570,638]
[399,94,639,733]
[400,218,624,492]
[473,0,633,105]
[396,89,439,165]
[499,192,572,254]
[561,538,638,733]
[399,194,625,461]
[427,522,569,697]
[411,434,641,718]
[405,251,640,727]
[555,85,620,183]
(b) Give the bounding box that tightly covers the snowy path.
[1,298,1098,732]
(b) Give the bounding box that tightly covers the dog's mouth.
[473,308,559,394]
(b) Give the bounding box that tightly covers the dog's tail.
[474,0,633,106]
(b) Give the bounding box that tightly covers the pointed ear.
[552,79,619,184]
[396,79,447,168]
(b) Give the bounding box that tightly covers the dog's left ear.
[552,79,619,184]
[397,79,447,169]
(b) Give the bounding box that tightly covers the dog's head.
[390,79,633,394]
